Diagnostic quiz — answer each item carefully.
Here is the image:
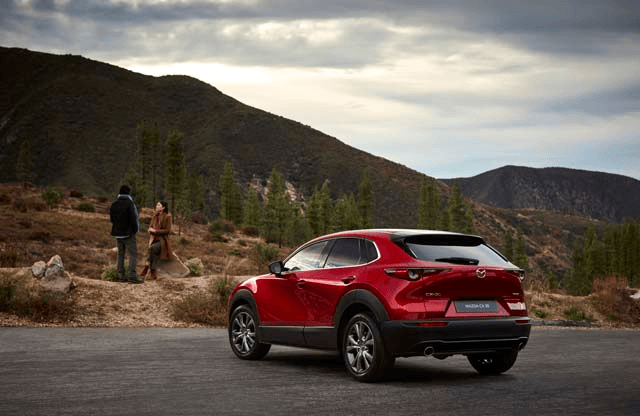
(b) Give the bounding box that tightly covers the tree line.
[121,122,205,221]
[564,221,640,295]
[18,122,532,267]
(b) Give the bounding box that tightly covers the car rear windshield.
[396,234,513,267]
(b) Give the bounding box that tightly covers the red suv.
[228,229,530,381]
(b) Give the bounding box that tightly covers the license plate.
[455,300,498,313]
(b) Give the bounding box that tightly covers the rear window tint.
[398,235,512,267]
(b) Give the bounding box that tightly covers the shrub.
[241,226,261,237]
[0,271,76,322]
[12,196,48,212]
[42,188,63,208]
[254,243,280,273]
[191,212,209,225]
[187,262,201,276]
[592,275,640,324]
[214,275,235,300]
[208,219,236,242]
[102,267,120,281]
[69,190,83,198]
[170,277,233,326]
[565,307,588,321]
[0,247,19,267]
[77,203,95,212]
[533,309,548,319]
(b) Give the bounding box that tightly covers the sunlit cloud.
[2,0,639,179]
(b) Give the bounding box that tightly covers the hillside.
[442,166,640,223]
[1,184,638,328]
[0,46,429,227]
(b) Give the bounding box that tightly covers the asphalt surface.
[1,327,639,415]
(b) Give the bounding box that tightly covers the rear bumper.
[380,317,531,357]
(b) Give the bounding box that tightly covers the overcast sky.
[2,0,640,180]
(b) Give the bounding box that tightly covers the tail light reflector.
[384,268,450,281]
[418,321,448,327]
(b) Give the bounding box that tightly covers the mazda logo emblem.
[476,268,486,279]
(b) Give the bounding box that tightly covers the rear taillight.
[384,268,450,281]
[507,301,527,311]
[507,269,526,281]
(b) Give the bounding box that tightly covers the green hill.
[0,46,428,227]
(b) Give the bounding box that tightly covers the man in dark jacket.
[110,185,143,283]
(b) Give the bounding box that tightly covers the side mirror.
[269,261,285,276]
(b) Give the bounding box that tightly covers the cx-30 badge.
[476,268,486,279]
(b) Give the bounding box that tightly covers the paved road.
[1,327,639,415]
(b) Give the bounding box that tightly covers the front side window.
[285,241,332,272]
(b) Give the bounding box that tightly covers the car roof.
[309,229,480,242]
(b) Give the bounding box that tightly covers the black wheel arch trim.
[334,289,389,327]
[228,289,259,322]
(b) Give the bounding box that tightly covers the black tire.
[342,313,392,382]
[467,350,518,375]
[228,305,271,360]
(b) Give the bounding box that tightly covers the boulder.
[156,253,190,278]
[40,255,72,293]
[31,261,47,279]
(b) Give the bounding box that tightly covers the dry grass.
[0,183,638,328]
[0,183,287,327]
[0,269,78,323]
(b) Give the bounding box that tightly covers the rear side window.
[325,238,363,268]
[324,238,379,268]
[399,234,512,267]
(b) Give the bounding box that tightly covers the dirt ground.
[2,268,638,329]
[0,271,232,328]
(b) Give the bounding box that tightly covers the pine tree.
[137,122,162,206]
[219,161,243,224]
[308,183,332,236]
[263,168,291,247]
[565,238,589,295]
[165,129,187,216]
[187,173,205,216]
[513,228,529,270]
[286,206,312,246]
[333,193,361,232]
[16,139,34,185]
[242,188,263,231]
[417,177,440,229]
[621,220,640,286]
[358,170,374,228]
[445,183,470,232]
[502,229,514,261]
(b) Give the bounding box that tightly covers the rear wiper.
[434,257,479,265]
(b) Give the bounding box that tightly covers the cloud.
[2,0,639,180]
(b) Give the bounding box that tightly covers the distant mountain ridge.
[442,166,640,223]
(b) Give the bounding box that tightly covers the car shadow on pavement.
[260,349,516,384]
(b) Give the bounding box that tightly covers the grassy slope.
[1,184,638,328]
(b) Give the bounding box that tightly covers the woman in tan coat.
[141,201,173,280]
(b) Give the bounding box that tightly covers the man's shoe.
[119,276,127,283]
[128,277,144,284]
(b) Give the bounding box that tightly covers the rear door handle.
[296,280,307,288]
[341,276,356,284]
